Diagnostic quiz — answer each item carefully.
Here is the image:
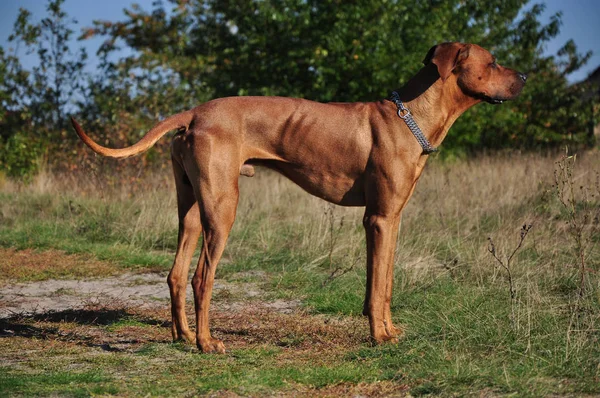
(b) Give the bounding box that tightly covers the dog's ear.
[422,45,438,66]
[423,42,471,81]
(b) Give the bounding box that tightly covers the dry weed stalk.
[487,224,532,327]
[553,153,599,300]
[325,203,344,268]
[321,203,360,286]
[553,152,600,358]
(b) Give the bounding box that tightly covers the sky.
[0,0,599,84]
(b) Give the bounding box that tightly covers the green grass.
[1,154,600,396]
[0,194,173,271]
[0,369,116,397]
[364,281,598,396]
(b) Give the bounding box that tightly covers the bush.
[0,132,43,180]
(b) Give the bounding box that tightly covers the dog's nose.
[518,72,528,83]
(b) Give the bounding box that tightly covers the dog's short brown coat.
[72,42,526,353]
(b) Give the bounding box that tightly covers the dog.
[71,42,526,353]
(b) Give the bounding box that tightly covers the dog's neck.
[395,65,480,149]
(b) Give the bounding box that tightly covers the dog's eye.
[490,60,498,69]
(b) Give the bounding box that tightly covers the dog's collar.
[389,91,437,155]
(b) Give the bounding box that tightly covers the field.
[1,152,599,397]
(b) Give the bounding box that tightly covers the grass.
[0,370,116,397]
[1,152,599,396]
[0,248,117,284]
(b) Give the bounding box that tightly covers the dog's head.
[423,42,526,104]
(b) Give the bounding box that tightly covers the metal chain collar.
[389,91,437,155]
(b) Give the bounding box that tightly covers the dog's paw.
[198,337,226,354]
[369,333,400,346]
[385,323,405,339]
[172,327,197,344]
[175,332,196,345]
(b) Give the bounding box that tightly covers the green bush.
[0,132,43,180]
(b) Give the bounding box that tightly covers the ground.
[0,248,411,397]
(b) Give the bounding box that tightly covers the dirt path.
[1,272,171,318]
[0,247,300,319]
[1,270,301,319]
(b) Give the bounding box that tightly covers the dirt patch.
[0,270,302,319]
[212,308,368,351]
[1,272,167,318]
[0,250,361,354]
[0,303,367,355]
[0,248,301,318]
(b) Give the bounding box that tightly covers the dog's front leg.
[363,210,401,344]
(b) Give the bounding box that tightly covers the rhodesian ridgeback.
[72,42,526,353]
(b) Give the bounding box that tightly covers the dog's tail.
[70,111,194,159]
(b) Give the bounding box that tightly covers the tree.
[83,0,593,155]
[1,0,596,178]
[0,0,87,177]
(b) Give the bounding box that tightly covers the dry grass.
[0,247,119,285]
[3,151,600,323]
[4,151,600,314]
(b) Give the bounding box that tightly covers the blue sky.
[1,0,599,84]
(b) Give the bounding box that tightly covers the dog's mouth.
[458,81,512,105]
[486,97,506,105]
[479,94,509,105]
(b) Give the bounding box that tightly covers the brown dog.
[72,42,526,353]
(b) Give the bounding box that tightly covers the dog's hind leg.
[167,156,202,344]
[185,140,240,354]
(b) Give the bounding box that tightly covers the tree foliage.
[1,0,87,177]
[0,0,597,177]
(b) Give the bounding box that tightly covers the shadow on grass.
[0,307,171,352]
[1,303,369,353]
